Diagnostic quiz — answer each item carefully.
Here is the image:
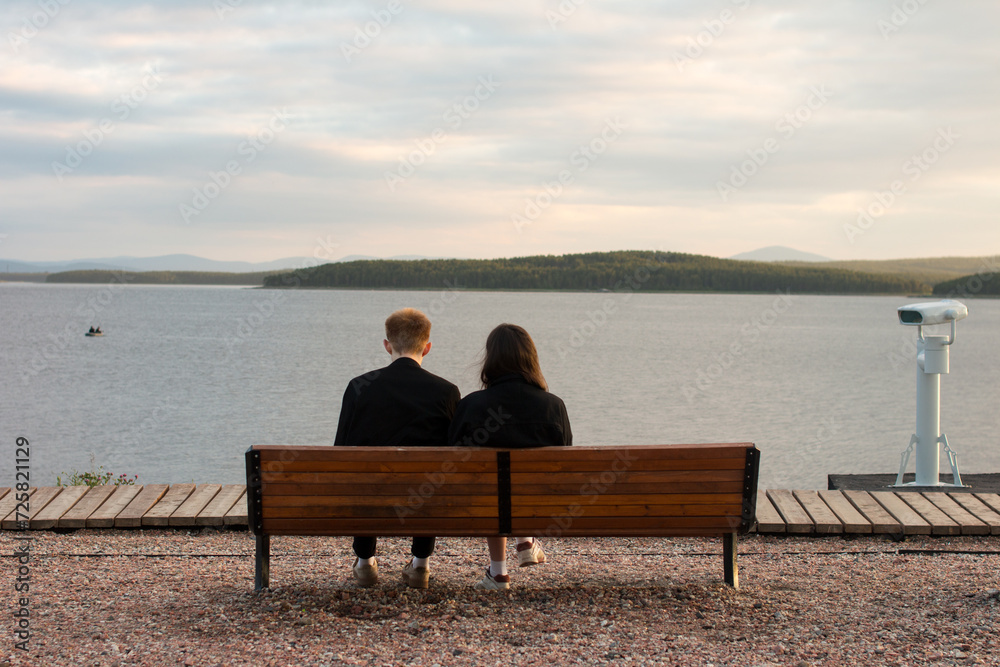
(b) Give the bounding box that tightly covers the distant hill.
[45,270,276,286]
[730,246,831,262]
[264,250,926,295]
[1,253,439,274]
[933,272,1000,297]
[0,272,47,283]
[2,254,315,273]
[782,256,999,287]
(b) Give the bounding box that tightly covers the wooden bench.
[246,442,759,590]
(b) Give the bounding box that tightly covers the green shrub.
[57,465,138,487]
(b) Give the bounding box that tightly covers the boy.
[334,308,460,588]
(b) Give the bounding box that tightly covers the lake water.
[2,282,997,491]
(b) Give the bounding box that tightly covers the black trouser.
[352,536,435,560]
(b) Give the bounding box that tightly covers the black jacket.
[334,357,460,447]
[448,374,572,448]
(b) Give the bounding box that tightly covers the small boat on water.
[85,327,104,337]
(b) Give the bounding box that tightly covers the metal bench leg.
[723,533,739,589]
[255,534,270,591]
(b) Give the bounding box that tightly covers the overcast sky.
[2,1,997,263]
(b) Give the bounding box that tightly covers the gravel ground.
[2,530,999,666]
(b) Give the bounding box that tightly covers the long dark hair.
[480,323,548,391]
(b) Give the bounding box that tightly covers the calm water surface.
[2,283,997,490]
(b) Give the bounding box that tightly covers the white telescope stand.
[893,320,965,487]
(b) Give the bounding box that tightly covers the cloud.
[1,0,998,261]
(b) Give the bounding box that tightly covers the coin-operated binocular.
[893,299,968,487]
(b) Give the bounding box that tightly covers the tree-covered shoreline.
[263,250,928,295]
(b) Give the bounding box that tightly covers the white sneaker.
[473,568,511,590]
[353,557,378,587]
[516,540,546,567]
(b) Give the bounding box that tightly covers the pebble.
[8,531,1000,666]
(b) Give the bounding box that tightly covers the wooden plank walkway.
[1,485,1000,535]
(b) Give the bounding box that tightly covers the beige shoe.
[401,559,430,589]
[353,557,378,587]
[516,539,546,567]
[473,568,511,590]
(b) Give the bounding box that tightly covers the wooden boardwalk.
[2,485,1000,535]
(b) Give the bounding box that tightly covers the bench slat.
[511,504,748,518]
[255,446,497,462]
[259,482,497,496]
[261,517,499,535]
[511,470,745,485]
[505,458,749,473]
[511,443,754,460]
[264,505,498,519]
[262,472,497,485]
[264,494,498,508]
[263,460,499,473]
[512,481,746,495]
[510,493,742,505]
[512,516,742,533]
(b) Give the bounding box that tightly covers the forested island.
[933,272,1000,297]
[45,270,274,285]
[263,251,927,294]
[40,252,991,295]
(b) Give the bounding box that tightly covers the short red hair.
[385,308,432,355]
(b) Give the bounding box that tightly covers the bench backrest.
[246,443,759,538]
